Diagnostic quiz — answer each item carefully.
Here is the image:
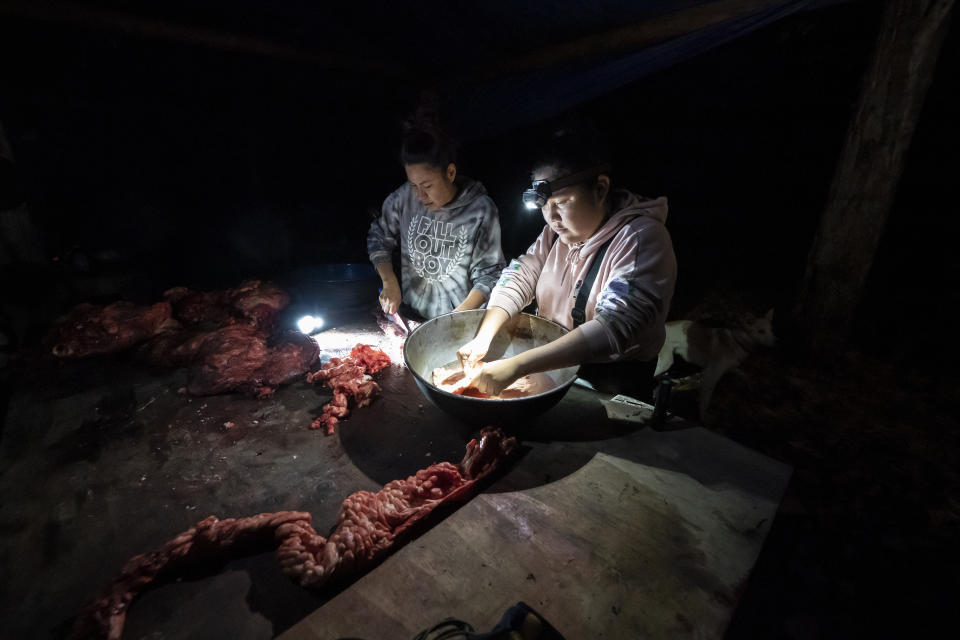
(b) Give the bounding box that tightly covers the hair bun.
[402,92,443,136]
[399,94,458,168]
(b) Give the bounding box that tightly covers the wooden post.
[793,0,955,354]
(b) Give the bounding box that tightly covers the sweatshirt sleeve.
[467,197,506,297]
[581,221,677,359]
[367,189,404,266]
[486,226,553,316]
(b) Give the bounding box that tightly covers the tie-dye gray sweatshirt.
[367,176,505,319]
[488,189,677,361]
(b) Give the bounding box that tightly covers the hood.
[577,189,669,257]
[438,176,488,212]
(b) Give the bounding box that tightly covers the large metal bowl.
[403,310,580,425]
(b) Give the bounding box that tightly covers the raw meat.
[227,279,290,328]
[49,301,179,358]
[70,428,517,640]
[136,329,213,368]
[47,281,311,397]
[277,427,517,586]
[431,362,557,399]
[453,385,491,398]
[187,325,319,397]
[162,286,233,328]
[374,309,421,339]
[163,279,289,329]
[349,342,392,374]
[307,344,390,434]
[69,511,311,640]
[50,280,289,360]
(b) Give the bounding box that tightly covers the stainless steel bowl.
[403,310,580,425]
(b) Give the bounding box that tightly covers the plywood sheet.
[283,447,789,640]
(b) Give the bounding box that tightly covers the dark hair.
[532,118,612,180]
[399,105,458,169]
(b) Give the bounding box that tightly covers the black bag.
[403,601,565,640]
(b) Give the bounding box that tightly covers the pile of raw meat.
[46,280,319,397]
[69,427,517,640]
[307,343,392,434]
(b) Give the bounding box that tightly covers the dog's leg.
[729,366,755,392]
[698,365,727,424]
[654,349,674,378]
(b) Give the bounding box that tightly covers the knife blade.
[391,311,411,335]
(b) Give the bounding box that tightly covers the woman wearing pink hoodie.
[457,125,677,397]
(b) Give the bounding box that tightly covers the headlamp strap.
[548,163,612,193]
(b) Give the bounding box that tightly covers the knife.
[391,311,411,335]
[378,286,411,335]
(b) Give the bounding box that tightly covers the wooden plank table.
[283,422,791,640]
[1,313,789,639]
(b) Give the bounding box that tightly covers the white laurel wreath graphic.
[436,227,469,283]
[408,217,421,276]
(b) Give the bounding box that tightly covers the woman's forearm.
[476,306,510,341]
[453,289,487,312]
[513,327,594,376]
[375,262,399,287]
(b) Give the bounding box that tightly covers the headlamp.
[520,164,612,211]
[522,181,551,210]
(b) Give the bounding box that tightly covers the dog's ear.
[765,308,774,322]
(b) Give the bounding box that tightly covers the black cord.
[410,617,475,640]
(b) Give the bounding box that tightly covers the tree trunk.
[0,121,45,265]
[793,0,955,354]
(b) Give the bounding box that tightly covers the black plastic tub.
[278,263,379,330]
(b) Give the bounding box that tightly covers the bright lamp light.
[297,315,323,334]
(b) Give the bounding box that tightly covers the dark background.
[1,2,959,638]
[0,1,956,357]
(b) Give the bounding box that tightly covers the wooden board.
[282,441,790,640]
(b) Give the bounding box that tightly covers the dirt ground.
[686,346,960,638]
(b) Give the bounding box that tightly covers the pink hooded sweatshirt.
[487,189,677,361]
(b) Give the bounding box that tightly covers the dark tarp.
[449,1,827,137]
[2,0,852,139]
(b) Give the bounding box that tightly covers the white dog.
[654,309,775,422]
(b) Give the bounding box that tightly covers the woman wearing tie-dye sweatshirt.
[458,124,677,397]
[367,115,504,320]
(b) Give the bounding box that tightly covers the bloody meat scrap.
[349,342,392,374]
[307,344,391,434]
[70,428,517,640]
[49,301,180,358]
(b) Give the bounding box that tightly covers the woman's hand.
[472,358,522,396]
[457,306,510,371]
[457,336,491,373]
[379,282,402,315]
